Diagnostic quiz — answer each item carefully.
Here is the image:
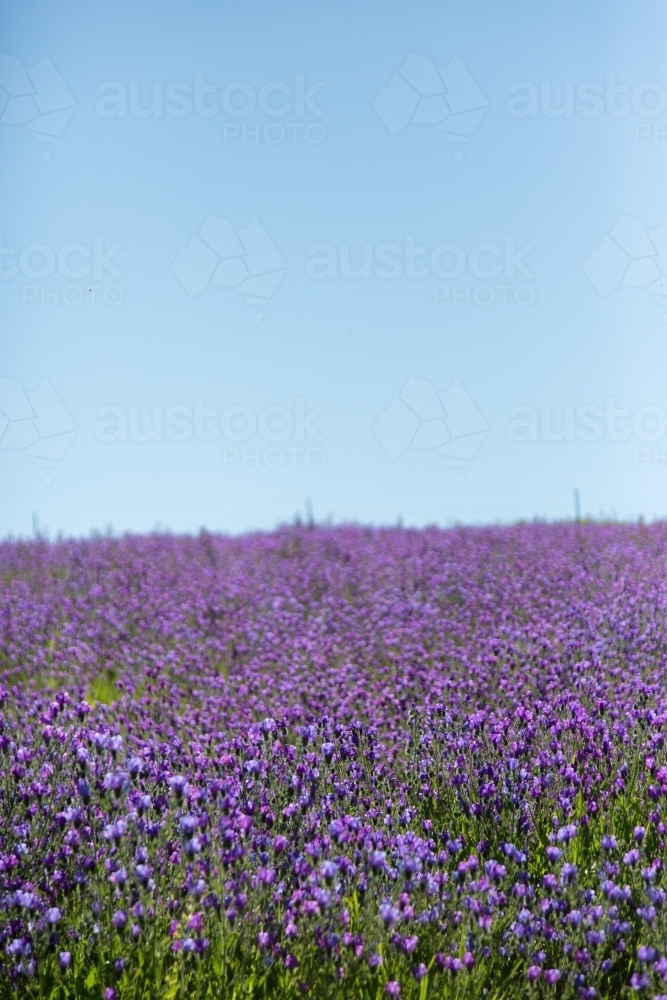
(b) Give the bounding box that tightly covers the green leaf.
[162,965,180,1000]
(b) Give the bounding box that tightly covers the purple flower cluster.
[1,521,667,997]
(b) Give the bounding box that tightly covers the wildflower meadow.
[2,521,667,999]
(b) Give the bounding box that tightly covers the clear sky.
[1,0,667,537]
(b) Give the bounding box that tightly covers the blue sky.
[1,0,667,536]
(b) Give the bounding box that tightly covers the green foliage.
[87,669,121,706]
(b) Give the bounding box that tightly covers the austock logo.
[0,377,76,484]
[583,215,667,319]
[374,52,488,159]
[171,216,287,321]
[374,376,488,481]
[0,54,75,159]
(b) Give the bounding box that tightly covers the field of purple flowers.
[2,521,667,998]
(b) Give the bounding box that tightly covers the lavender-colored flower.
[187,912,204,933]
[16,891,37,909]
[103,820,127,845]
[379,903,400,928]
[560,863,578,885]
[186,836,203,857]
[485,860,507,882]
[137,793,152,815]
[110,867,128,887]
[168,775,188,798]
[369,850,386,871]
[7,939,26,959]
[135,864,151,886]
[320,861,338,883]
[127,756,143,776]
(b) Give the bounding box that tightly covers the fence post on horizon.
[574,489,581,523]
